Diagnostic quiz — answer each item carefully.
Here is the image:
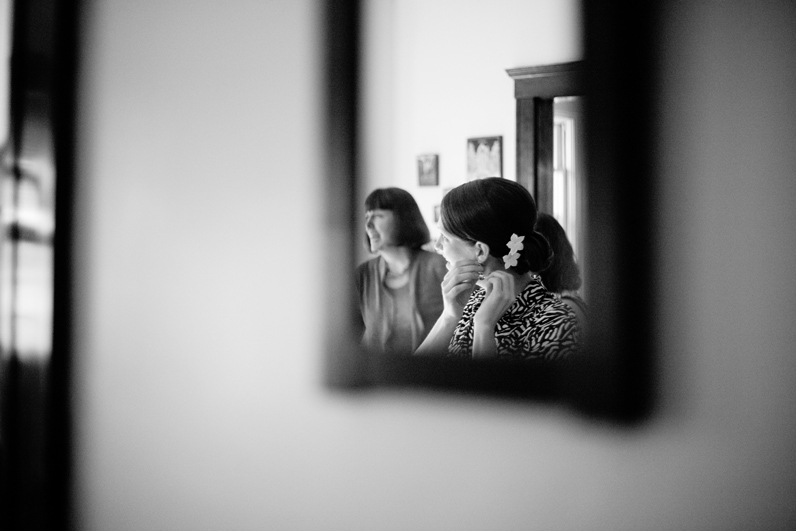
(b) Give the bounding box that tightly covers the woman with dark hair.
[415,178,579,361]
[356,187,447,355]
[535,213,587,326]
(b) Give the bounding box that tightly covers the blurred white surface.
[70,1,796,530]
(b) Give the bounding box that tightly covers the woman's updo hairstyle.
[440,177,552,275]
[535,212,582,292]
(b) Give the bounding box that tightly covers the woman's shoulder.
[414,249,447,272]
[515,280,575,325]
[356,256,381,282]
[559,292,587,328]
[416,248,445,264]
[560,291,587,312]
[356,255,380,270]
[515,281,580,359]
[517,278,559,307]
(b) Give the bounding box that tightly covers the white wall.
[360,0,582,257]
[71,1,796,530]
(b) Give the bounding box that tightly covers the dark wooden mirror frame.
[323,0,658,423]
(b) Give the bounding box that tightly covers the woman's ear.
[474,241,490,264]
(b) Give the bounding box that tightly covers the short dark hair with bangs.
[364,187,431,250]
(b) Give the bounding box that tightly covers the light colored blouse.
[356,250,447,355]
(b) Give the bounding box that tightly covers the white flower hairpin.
[503,233,524,269]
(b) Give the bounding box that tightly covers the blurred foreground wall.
[71,1,796,530]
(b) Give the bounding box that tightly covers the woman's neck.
[379,246,415,276]
[478,256,533,297]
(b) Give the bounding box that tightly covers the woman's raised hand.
[440,259,483,320]
[473,270,516,328]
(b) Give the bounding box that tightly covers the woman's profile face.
[365,209,398,253]
[434,222,477,269]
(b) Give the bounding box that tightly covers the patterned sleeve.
[446,288,484,359]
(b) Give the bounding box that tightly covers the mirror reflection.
[358,178,583,361]
[357,187,447,355]
[552,95,586,298]
[354,0,585,363]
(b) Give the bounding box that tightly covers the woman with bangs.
[356,187,447,355]
[415,177,579,361]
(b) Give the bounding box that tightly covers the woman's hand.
[470,271,517,360]
[415,259,482,357]
[440,259,483,321]
[473,270,516,329]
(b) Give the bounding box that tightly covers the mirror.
[324,0,655,421]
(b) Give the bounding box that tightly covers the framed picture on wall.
[417,154,439,186]
[466,136,502,181]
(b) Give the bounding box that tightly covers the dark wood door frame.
[506,61,584,213]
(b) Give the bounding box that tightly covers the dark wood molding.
[534,99,554,213]
[507,61,585,99]
[515,99,535,192]
[508,61,584,212]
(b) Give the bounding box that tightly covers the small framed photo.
[417,154,439,186]
[466,136,502,181]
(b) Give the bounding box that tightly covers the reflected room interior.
[328,0,655,419]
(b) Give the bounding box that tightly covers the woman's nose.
[434,235,443,252]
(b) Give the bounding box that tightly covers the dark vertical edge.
[515,98,535,194]
[573,0,660,422]
[534,98,554,213]
[7,0,24,149]
[497,137,502,179]
[49,0,79,528]
[322,0,370,388]
[5,3,42,529]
